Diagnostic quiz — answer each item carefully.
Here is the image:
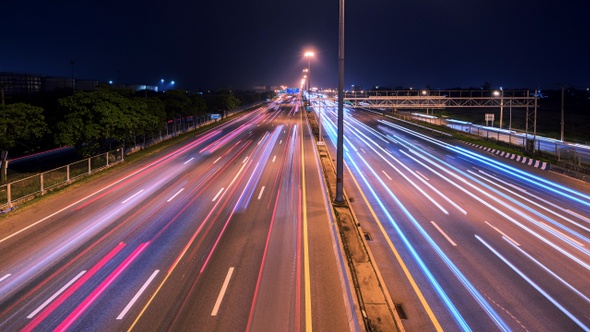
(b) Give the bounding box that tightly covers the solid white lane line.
[272,156,276,162]
[258,186,265,200]
[0,274,11,283]
[431,221,457,246]
[183,157,194,165]
[117,270,160,320]
[381,170,392,180]
[121,190,144,204]
[485,221,520,246]
[211,267,235,316]
[212,188,224,202]
[167,188,185,202]
[28,270,87,319]
[213,157,222,164]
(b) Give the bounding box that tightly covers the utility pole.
[70,60,75,93]
[557,84,568,141]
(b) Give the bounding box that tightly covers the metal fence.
[0,149,124,211]
[403,112,590,168]
[0,101,268,213]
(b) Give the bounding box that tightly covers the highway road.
[313,98,590,331]
[0,98,354,331]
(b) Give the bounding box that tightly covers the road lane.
[0,98,352,331]
[315,99,590,331]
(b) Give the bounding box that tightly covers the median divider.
[308,111,404,332]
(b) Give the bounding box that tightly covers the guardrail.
[0,149,124,212]
[404,113,590,169]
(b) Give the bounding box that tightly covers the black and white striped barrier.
[464,142,550,170]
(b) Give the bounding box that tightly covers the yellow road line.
[300,108,313,331]
[347,164,444,332]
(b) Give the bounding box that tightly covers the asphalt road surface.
[0,98,354,332]
[314,98,590,332]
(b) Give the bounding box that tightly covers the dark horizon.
[2,1,589,91]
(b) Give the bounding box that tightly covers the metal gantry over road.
[324,89,537,110]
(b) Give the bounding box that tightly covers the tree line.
[1,85,273,181]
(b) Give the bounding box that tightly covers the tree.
[55,88,138,156]
[0,103,49,182]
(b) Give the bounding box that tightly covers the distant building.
[0,72,99,95]
[112,84,158,92]
[0,72,159,95]
[253,85,270,92]
[0,72,42,95]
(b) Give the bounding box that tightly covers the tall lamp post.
[304,51,314,93]
[335,0,345,203]
[499,87,504,128]
[70,60,75,93]
[494,88,504,128]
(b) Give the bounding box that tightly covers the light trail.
[401,149,590,271]
[22,243,126,332]
[352,150,510,331]
[346,151,470,331]
[477,236,589,331]
[55,242,150,331]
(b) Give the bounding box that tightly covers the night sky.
[2,0,589,91]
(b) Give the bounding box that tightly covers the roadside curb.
[462,142,550,170]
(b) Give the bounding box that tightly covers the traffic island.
[308,107,404,331]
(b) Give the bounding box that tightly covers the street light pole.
[304,51,314,93]
[335,0,345,203]
[70,60,75,93]
[559,85,567,141]
[499,87,504,128]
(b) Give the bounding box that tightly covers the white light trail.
[477,235,589,331]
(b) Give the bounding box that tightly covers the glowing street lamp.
[304,51,314,92]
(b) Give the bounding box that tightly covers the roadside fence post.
[7,183,11,208]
